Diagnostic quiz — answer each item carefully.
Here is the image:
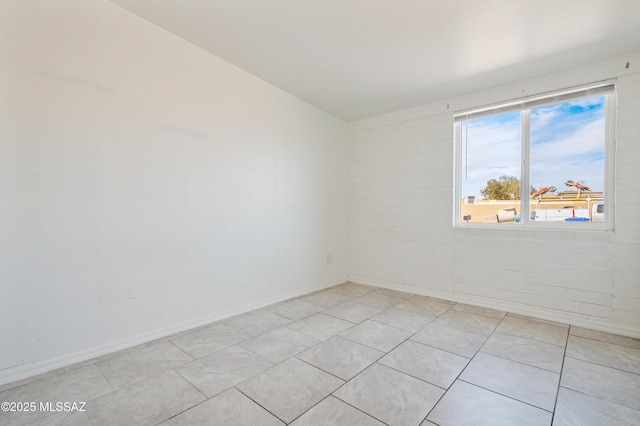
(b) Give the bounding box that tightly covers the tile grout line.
[550,324,572,424]
[226,294,368,424]
[303,297,448,425]
[5,283,638,425]
[422,306,505,422]
[562,354,640,377]
[155,373,210,425]
[456,378,555,414]
[329,393,392,426]
[232,385,289,424]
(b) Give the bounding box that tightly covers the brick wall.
[348,56,640,337]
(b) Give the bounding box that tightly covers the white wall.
[0,0,348,384]
[349,52,640,338]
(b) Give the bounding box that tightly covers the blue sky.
[460,95,605,199]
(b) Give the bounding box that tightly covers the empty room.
[1,0,639,425]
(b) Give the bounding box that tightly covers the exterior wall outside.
[460,197,603,224]
[349,52,640,338]
[0,0,348,384]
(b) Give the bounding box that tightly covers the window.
[455,82,615,227]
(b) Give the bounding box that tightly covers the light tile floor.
[1,282,640,425]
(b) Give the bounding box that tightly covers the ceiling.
[110,0,640,122]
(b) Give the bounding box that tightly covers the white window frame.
[453,81,616,230]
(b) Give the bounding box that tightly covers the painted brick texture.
[349,68,640,337]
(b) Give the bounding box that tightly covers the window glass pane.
[529,96,605,222]
[460,111,521,224]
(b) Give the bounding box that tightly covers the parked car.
[592,202,604,222]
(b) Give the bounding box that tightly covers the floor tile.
[340,320,412,352]
[0,368,67,394]
[236,358,343,424]
[6,285,640,426]
[553,386,640,426]
[411,323,487,358]
[460,352,560,411]
[162,388,284,426]
[143,325,207,347]
[433,310,500,336]
[63,346,140,373]
[561,357,640,410]
[331,283,376,298]
[496,315,568,347]
[0,365,113,425]
[354,292,405,309]
[508,313,569,328]
[379,340,469,389]
[297,336,384,380]
[371,288,415,299]
[566,335,640,374]
[240,327,320,363]
[370,307,435,332]
[427,380,552,426]
[451,303,507,320]
[333,363,444,426]
[87,370,205,425]
[481,332,565,373]
[170,323,250,359]
[290,396,384,426]
[323,301,383,323]
[32,412,92,425]
[286,313,355,341]
[395,296,453,316]
[176,345,273,397]
[569,326,640,350]
[96,341,193,389]
[266,299,325,320]
[301,289,353,308]
[224,310,292,337]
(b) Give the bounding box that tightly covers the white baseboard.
[5,273,636,388]
[0,276,347,387]
[348,276,640,340]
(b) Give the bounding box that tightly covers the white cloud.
[531,108,557,129]
[460,118,521,197]
[460,108,605,198]
[530,118,605,191]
